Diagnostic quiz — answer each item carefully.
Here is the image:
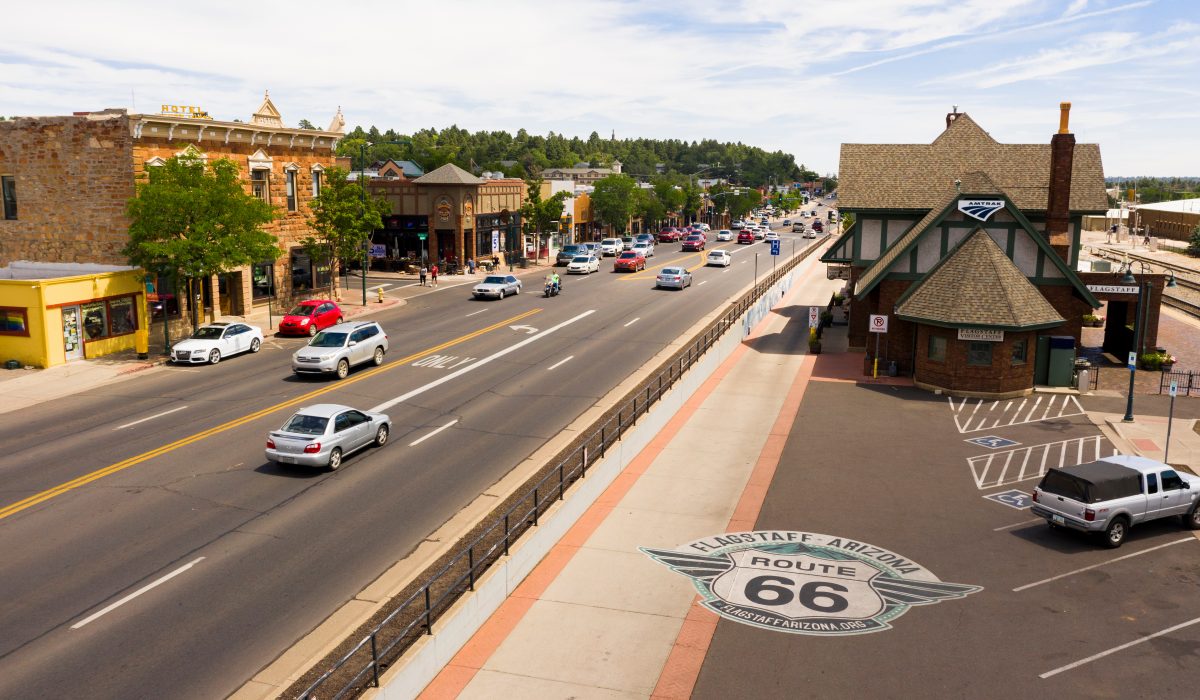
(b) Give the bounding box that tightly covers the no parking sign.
[869,314,888,333]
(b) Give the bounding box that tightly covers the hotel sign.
[958,328,1004,342]
[160,104,213,120]
[1086,284,1138,294]
[957,199,1005,222]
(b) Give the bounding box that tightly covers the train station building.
[823,105,1164,397]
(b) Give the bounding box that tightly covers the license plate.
[279,455,295,464]
[1052,514,1065,526]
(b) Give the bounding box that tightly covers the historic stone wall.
[0,111,135,266]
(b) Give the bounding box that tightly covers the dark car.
[812,221,824,233]
[682,234,705,251]
[556,244,588,266]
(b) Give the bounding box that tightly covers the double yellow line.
[0,308,542,522]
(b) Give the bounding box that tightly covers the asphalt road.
[0,215,826,698]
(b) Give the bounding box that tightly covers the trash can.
[135,329,150,360]
[887,361,898,377]
[520,258,530,269]
[1076,368,1090,393]
[1149,237,1158,251]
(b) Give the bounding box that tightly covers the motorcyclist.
[550,272,562,294]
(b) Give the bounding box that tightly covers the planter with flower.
[1138,351,1176,371]
[1081,313,1105,328]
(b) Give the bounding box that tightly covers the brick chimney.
[1045,102,1074,263]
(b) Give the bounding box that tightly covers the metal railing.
[294,243,820,700]
[1160,369,1198,396]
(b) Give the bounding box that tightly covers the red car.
[812,221,824,233]
[737,230,755,244]
[657,227,682,243]
[681,234,705,251]
[278,299,343,336]
[614,251,647,272]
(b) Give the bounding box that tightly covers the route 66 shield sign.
[642,531,981,636]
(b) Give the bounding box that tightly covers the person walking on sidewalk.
[468,258,476,275]
[431,263,439,287]
[419,264,428,287]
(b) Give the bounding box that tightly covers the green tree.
[681,182,703,224]
[297,119,317,130]
[1186,223,1200,258]
[591,174,638,233]
[652,179,684,218]
[520,174,569,260]
[123,155,279,332]
[635,187,665,227]
[303,166,390,297]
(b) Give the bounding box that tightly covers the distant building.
[1130,198,1200,242]
[541,159,622,185]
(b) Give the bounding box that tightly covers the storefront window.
[291,249,312,290]
[1011,338,1028,366]
[0,307,29,336]
[928,335,946,362]
[82,301,109,340]
[967,341,993,366]
[252,262,275,300]
[148,274,180,322]
[109,297,136,335]
[314,259,332,290]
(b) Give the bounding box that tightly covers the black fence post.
[370,633,380,687]
[559,463,564,500]
[533,489,540,526]
[424,587,432,634]
[468,547,475,590]
[504,514,510,556]
[582,445,588,478]
[601,426,606,458]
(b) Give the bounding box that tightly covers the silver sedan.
[472,274,522,299]
[265,403,391,470]
[655,266,693,290]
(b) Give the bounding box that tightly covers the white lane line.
[465,309,488,317]
[371,309,597,414]
[994,517,1042,532]
[409,419,459,447]
[698,280,708,286]
[113,405,189,431]
[1041,616,1200,679]
[71,557,205,629]
[624,317,641,327]
[1013,537,1194,592]
[547,355,574,371]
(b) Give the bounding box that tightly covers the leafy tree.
[297,119,317,130]
[123,155,279,332]
[1186,223,1200,258]
[652,179,684,217]
[681,182,703,224]
[635,187,665,227]
[520,174,569,259]
[302,166,390,297]
[591,175,638,233]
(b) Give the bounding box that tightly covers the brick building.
[822,105,1164,397]
[0,93,343,344]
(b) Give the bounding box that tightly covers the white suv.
[292,321,388,380]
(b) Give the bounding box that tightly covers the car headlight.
[300,318,310,324]
[319,353,336,361]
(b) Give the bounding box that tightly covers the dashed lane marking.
[949,394,1084,433]
[968,435,1117,489]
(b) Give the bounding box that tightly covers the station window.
[2,175,16,220]
[928,335,946,362]
[0,306,29,336]
[967,341,993,366]
[312,168,323,198]
[1011,338,1028,366]
[286,169,298,211]
[251,168,270,203]
[252,261,275,300]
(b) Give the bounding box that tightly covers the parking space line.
[113,405,189,430]
[1023,396,1043,423]
[994,517,1042,532]
[1013,537,1195,592]
[624,317,641,327]
[466,309,488,317]
[1040,615,1200,679]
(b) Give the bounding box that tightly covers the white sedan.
[566,255,600,274]
[632,241,656,257]
[172,322,263,364]
[715,229,734,241]
[706,250,733,267]
[764,231,780,242]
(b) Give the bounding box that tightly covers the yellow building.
[0,262,147,368]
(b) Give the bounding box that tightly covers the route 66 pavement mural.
[641,531,981,636]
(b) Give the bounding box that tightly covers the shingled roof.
[895,229,1065,330]
[412,163,483,185]
[838,113,1107,213]
[854,188,958,296]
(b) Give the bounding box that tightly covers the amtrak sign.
[958,199,1005,222]
[642,531,981,636]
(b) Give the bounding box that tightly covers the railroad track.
[1089,247,1200,320]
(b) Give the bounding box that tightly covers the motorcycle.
[544,280,560,297]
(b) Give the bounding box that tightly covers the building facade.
[540,160,622,186]
[822,105,1159,397]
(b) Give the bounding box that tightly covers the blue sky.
[2,0,1196,175]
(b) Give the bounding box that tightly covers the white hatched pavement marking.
[952,394,1085,433]
[968,435,1112,489]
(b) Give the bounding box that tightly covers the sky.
[2,0,1197,176]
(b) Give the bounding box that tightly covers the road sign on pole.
[808,307,819,329]
[869,315,888,378]
[770,239,781,256]
[1127,351,1136,370]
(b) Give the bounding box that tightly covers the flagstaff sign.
[957,328,1004,342]
[642,531,981,636]
[958,199,1005,222]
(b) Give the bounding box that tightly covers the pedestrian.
[431,263,439,287]
[468,258,476,275]
[419,264,428,286]
[492,254,500,270]
[1143,228,1151,246]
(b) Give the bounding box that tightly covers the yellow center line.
[0,308,542,522]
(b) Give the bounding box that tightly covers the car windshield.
[287,305,315,316]
[603,239,619,245]
[572,256,590,263]
[309,331,347,348]
[282,413,328,435]
[483,276,507,284]
[191,326,224,340]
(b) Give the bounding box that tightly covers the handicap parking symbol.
[983,489,1032,510]
[965,435,1020,449]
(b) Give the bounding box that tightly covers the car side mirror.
[348,340,358,346]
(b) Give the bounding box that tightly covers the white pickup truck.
[1031,455,1200,548]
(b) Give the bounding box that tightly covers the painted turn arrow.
[509,325,539,334]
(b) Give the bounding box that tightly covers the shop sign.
[436,196,452,223]
[1085,284,1138,294]
[160,104,213,120]
[369,244,386,258]
[957,199,1005,222]
[957,328,1004,342]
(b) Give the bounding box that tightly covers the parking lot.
[694,381,1200,699]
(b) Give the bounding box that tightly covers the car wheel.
[373,347,385,366]
[515,284,520,295]
[327,447,343,471]
[336,358,350,380]
[308,325,318,337]
[336,316,343,324]
[1102,517,1128,548]
[250,338,261,353]
[1185,504,1200,530]
[208,349,221,365]
[374,424,389,447]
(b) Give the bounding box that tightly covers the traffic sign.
[1127,352,1136,370]
[869,314,888,333]
[770,239,781,256]
[418,233,428,241]
[808,307,819,329]
[1170,380,1178,397]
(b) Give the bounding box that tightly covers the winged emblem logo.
[957,199,1006,221]
[642,531,981,636]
